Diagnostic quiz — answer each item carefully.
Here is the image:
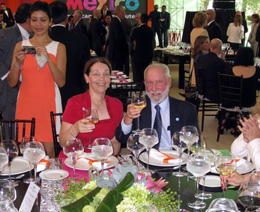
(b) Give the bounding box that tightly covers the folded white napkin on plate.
[149,149,180,164]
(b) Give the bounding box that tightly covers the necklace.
[91,97,105,111]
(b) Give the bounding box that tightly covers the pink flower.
[146,175,168,193]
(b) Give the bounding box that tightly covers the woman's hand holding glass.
[84,109,99,149]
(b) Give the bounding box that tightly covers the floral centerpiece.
[56,163,181,212]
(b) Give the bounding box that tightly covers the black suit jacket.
[149,10,161,30]
[50,26,90,109]
[196,52,230,103]
[88,18,106,55]
[131,24,154,61]
[101,10,112,20]
[206,21,222,41]
[72,19,88,37]
[256,25,260,55]
[107,17,128,64]
[0,8,14,27]
[116,96,199,145]
[160,11,170,31]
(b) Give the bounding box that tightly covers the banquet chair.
[107,82,145,111]
[217,73,250,142]
[0,118,35,142]
[50,112,63,157]
[195,66,219,131]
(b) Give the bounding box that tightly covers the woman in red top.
[59,57,123,157]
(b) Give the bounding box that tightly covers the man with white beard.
[115,63,198,150]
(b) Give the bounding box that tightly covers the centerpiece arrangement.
[56,163,181,212]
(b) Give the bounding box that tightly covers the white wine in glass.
[131,92,146,133]
[84,109,99,149]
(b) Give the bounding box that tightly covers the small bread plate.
[139,150,188,167]
[199,175,221,192]
[64,153,119,171]
[40,170,69,181]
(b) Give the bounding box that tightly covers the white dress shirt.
[121,96,172,150]
[17,24,30,41]
[226,23,244,44]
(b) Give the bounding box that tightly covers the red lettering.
[83,0,97,10]
[67,0,83,10]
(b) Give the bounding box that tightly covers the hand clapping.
[238,115,260,142]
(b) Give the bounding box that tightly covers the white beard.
[146,86,170,104]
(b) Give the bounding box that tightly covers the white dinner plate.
[111,79,132,83]
[139,150,188,167]
[199,175,221,188]
[1,157,32,176]
[64,153,118,171]
[211,159,255,175]
[110,75,127,79]
[39,169,69,181]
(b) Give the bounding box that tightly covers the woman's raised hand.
[73,116,95,134]
[15,47,26,66]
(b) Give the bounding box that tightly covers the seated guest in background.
[49,1,90,110]
[231,47,259,107]
[205,9,222,41]
[248,14,259,57]
[7,1,66,158]
[226,14,244,51]
[59,57,123,156]
[196,38,229,103]
[115,63,199,149]
[192,35,210,66]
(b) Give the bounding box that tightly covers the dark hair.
[252,14,260,23]
[235,47,254,66]
[49,1,68,24]
[162,5,166,8]
[141,13,149,24]
[68,15,74,21]
[84,57,112,76]
[30,1,51,20]
[1,3,5,6]
[15,3,32,24]
[192,35,208,58]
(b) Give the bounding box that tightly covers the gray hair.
[114,5,125,16]
[210,38,222,50]
[74,10,83,18]
[144,63,171,81]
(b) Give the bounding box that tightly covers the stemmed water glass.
[172,131,187,177]
[131,92,146,133]
[139,128,158,174]
[0,147,8,175]
[23,140,46,183]
[127,132,145,169]
[186,153,211,209]
[84,109,99,149]
[63,138,84,178]
[180,126,199,156]
[0,179,17,201]
[215,155,236,197]
[1,140,19,183]
[92,138,113,176]
[0,193,18,212]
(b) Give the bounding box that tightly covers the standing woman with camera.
[7,1,66,158]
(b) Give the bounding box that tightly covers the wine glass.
[172,131,187,177]
[63,138,84,178]
[127,132,145,170]
[215,155,236,197]
[84,109,99,149]
[0,179,17,201]
[139,128,158,174]
[131,92,147,133]
[92,138,113,176]
[23,140,46,183]
[1,140,19,183]
[180,126,199,156]
[0,147,8,175]
[0,194,18,212]
[186,153,211,209]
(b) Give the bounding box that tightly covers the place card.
[19,182,40,212]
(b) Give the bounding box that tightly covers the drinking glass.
[63,138,84,178]
[186,153,211,209]
[20,137,36,183]
[0,147,8,175]
[127,132,145,169]
[172,131,187,177]
[84,109,99,149]
[215,155,236,197]
[131,92,147,133]
[0,194,18,212]
[180,126,199,156]
[23,140,46,183]
[207,198,239,212]
[92,138,113,176]
[139,128,158,174]
[0,179,17,201]
[1,140,19,183]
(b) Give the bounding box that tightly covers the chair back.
[218,73,243,109]
[0,118,35,142]
[107,82,145,111]
[50,112,63,157]
[195,66,205,96]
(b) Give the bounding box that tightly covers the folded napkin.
[76,156,110,169]
[149,149,180,164]
[111,79,132,83]
[111,71,124,76]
